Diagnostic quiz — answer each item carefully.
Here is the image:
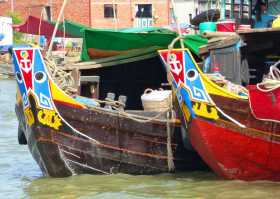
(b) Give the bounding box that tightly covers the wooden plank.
[63,46,161,68]
[70,68,80,95]
[202,31,238,38]
[62,52,158,71]
[238,27,280,34]
[80,76,100,83]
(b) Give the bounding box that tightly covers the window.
[135,4,152,18]
[104,4,117,18]
[45,6,52,21]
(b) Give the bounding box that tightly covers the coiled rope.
[206,73,248,96]
[257,60,280,92]
[44,58,77,95]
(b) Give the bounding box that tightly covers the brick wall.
[0,0,91,26]
[0,0,169,28]
[91,0,170,28]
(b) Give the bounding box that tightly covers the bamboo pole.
[113,0,118,30]
[170,0,184,49]
[47,0,68,58]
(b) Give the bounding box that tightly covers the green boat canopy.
[183,34,208,56]
[81,27,177,61]
[53,19,208,61]
[80,27,208,61]
[54,19,89,38]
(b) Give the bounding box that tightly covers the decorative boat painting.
[159,48,280,181]
[13,47,206,177]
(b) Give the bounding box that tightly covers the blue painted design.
[12,48,53,110]
[183,51,210,103]
[13,51,29,108]
[33,49,52,109]
[180,87,195,118]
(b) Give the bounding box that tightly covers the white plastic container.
[141,89,172,112]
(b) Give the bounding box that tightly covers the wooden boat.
[159,48,280,181]
[13,47,208,177]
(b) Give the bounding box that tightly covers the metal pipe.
[230,0,234,19]
[248,0,252,23]
[89,0,92,27]
[220,0,226,20]
[11,0,14,12]
[113,0,117,30]
[239,0,244,19]
[130,0,133,26]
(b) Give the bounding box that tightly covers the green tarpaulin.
[51,19,89,37]
[53,20,208,61]
[183,34,208,56]
[60,20,88,38]
[81,27,178,61]
[81,27,208,61]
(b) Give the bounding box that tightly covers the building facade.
[0,0,170,28]
[0,0,91,26]
[173,0,220,24]
[91,0,169,28]
[173,0,198,24]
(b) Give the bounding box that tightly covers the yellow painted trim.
[24,107,35,127]
[16,86,22,105]
[159,48,248,100]
[37,109,62,130]
[49,80,85,108]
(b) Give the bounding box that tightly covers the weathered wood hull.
[15,94,205,177]
[13,47,207,177]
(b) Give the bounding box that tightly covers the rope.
[117,109,170,123]
[44,58,77,95]
[206,73,248,96]
[166,95,175,171]
[257,60,280,92]
[89,92,176,171]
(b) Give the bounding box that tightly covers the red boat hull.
[189,117,280,181]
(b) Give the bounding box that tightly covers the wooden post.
[71,68,81,95]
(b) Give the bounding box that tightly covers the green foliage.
[7,12,22,25]
[6,12,26,44]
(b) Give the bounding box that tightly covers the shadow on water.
[2,80,280,199]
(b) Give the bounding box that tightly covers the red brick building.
[0,0,91,26]
[0,0,170,28]
[91,0,170,28]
